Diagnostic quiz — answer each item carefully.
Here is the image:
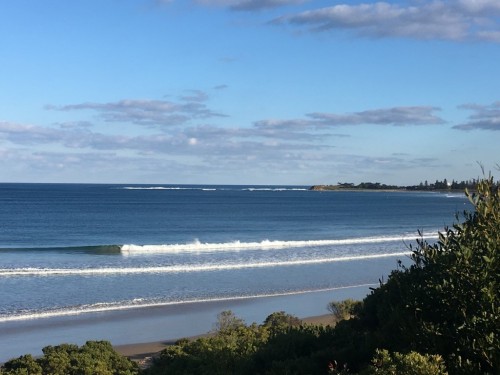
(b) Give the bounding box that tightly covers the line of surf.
[0,283,376,322]
[0,234,436,254]
[121,187,217,191]
[119,187,308,192]
[121,234,437,255]
[243,188,308,191]
[0,252,410,277]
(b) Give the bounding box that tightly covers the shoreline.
[309,187,462,193]
[0,286,370,363]
[113,314,335,361]
[1,314,335,365]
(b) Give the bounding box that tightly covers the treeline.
[312,178,499,191]
[338,182,401,190]
[408,178,482,191]
[3,178,499,374]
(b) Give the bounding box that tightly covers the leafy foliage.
[408,177,500,373]
[213,309,246,333]
[263,310,302,335]
[361,176,499,373]
[370,349,448,375]
[1,341,138,375]
[1,355,42,375]
[327,299,363,323]
[143,311,339,374]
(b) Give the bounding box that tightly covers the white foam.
[0,283,377,322]
[122,187,202,190]
[0,251,410,277]
[244,188,308,191]
[120,187,307,192]
[121,234,437,255]
[445,193,467,198]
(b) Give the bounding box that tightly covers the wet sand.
[1,286,369,363]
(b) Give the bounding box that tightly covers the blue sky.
[0,0,499,185]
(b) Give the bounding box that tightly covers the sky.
[0,0,499,185]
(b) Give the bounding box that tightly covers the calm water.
[0,183,469,325]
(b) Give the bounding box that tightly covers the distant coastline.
[309,179,481,192]
[309,186,408,192]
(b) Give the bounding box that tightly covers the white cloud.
[194,0,306,11]
[0,119,332,160]
[255,106,445,129]
[0,122,65,144]
[453,101,500,130]
[272,0,500,42]
[3,99,483,184]
[46,97,226,128]
[179,90,209,102]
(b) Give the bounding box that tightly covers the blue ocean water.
[0,183,470,325]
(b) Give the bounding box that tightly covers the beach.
[0,285,369,363]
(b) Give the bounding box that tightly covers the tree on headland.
[311,177,500,191]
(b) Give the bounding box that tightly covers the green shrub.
[353,176,500,374]
[327,299,363,323]
[1,355,42,375]
[370,349,448,375]
[263,311,302,335]
[213,310,245,333]
[145,312,269,375]
[1,341,138,375]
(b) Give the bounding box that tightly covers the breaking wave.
[0,234,438,255]
[0,251,411,278]
[121,187,217,191]
[119,186,308,192]
[121,234,437,255]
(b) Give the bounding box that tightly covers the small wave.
[0,252,410,278]
[121,234,437,255]
[0,284,376,322]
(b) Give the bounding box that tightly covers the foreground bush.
[143,311,338,374]
[355,176,500,374]
[1,341,139,375]
[370,349,448,375]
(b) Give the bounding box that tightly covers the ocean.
[0,183,470,361]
